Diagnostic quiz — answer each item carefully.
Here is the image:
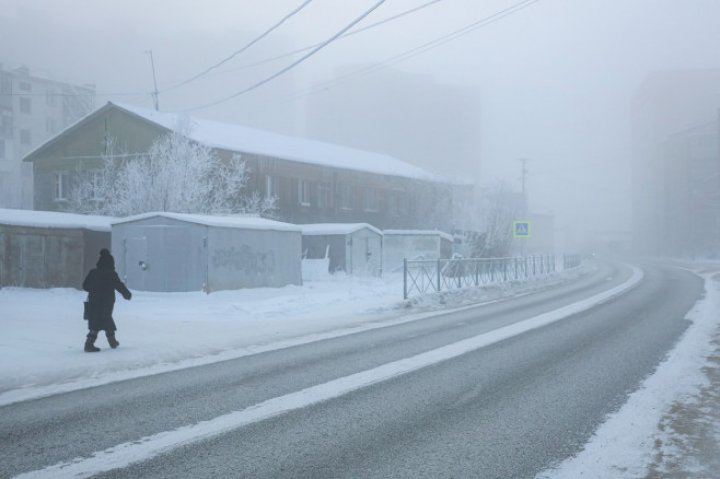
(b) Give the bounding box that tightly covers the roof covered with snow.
[112,212,301,232]
[0,208,114,232]
[25,101,447,183]
[118,103,446,182]
[383,229,454,242]
[300,223,382,236]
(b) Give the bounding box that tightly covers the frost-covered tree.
[470,180,524,258]
[68,120,276,217]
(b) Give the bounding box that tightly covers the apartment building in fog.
[630,70,720,256]
[0,63,95,208]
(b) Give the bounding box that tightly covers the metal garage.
[111,212,302,292]
[0,208,111,289]
[301,223,382,276]
[382,229,453,273]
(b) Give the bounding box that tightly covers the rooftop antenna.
[145,50,160,111]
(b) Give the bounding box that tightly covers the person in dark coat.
[82,249,132,352]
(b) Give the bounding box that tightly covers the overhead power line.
[162,0,314,93]
[213,0,446,75]
[0,90,147,97]
[183,0,387,112]
[287,0,540,103]
[7,0,537,107]
[2,0,441,101]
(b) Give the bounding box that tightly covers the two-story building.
[23,102,472,231]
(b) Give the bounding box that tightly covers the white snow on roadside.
[5,259,718,478]
[537,268,720,479]
[0,265,591,406]
[12,265,639,479]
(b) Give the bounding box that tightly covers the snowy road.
[1,261,704,478]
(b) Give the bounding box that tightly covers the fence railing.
[562,253,582,270]
[403,255,558,299]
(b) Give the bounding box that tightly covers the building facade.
[303,65,482,181]
[0,63,95,209]
[631,70,720,255]
[24,102,472,232]
[661,120,720,258]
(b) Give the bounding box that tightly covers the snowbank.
[537,266,720,478]
[0,266,590,405]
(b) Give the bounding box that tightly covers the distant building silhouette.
[302,65,482,182]
[630,70,720,256]
[661,120,720,258]
[0,63,95,208]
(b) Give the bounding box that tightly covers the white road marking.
[13,267,643,479]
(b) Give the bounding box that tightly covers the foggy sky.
[2,0,720,240]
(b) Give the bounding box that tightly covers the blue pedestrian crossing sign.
[513,221,531,238]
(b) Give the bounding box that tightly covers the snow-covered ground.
[2,261,719,477]
[0,265,590,406]
[538,263,720,479]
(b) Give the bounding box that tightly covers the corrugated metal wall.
[113,216,302,292]
[0,225,110,288]
[112,217,207,292]
[207,227,301,291]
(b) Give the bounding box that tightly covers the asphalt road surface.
[1,260,704,479]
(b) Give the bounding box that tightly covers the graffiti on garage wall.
[211,245,276,274]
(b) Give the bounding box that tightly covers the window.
[363,187,378,212]
[19,97,31,114]
[46,90,57,107]
[388,191,404,217]
[54,172,68,201]
[265,175,278,198]
[338,183,353,210]
[19,81,31,92]
[0,110,12,137]
[20,129,31,145]
[0,77,11,95]
[0,139,5,160]
[298,179,311,206]
[46,118,56,134]
[318,182,331,209]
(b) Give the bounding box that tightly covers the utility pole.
[518,158,529,203]
[717,108,720,257]
[515,158,530,258]
[145,50,160,111]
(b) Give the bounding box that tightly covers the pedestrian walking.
[82,249,132,352]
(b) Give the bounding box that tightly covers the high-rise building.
[630,70,720,256]
[0,63,95,208]
[661,119,720,258]
[302,65,482,181]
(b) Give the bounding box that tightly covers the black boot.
[84,331,100,352]
[107,333,119,349]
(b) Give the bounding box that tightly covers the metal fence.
[562,254,582,270]
[403,255,558,299]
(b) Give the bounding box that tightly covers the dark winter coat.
[83,252,131,332]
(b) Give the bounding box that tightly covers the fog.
[3,0,720,252]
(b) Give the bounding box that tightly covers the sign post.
[513,221,531,238]
[513,221,531,258]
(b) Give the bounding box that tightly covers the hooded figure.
[82,249,132,352]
